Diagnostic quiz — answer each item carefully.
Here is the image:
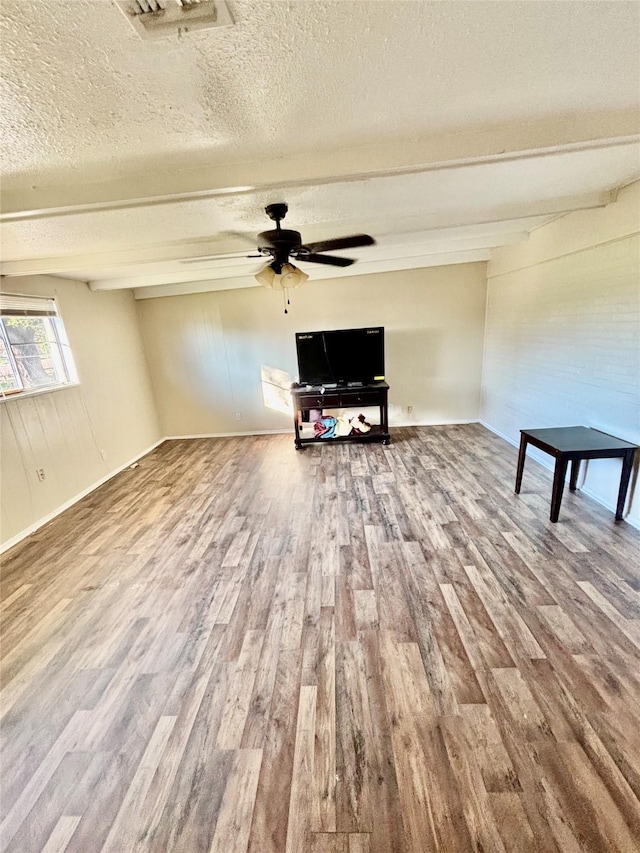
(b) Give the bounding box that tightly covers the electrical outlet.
[100,449,107,460]
[407,405,413,414]
[36,468,46,481]
[235,412,242,421]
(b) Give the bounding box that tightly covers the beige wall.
[1,275,161,548]
[137,263,488,437]
[482,181,640,526]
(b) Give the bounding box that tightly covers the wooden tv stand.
[290,381,390,450]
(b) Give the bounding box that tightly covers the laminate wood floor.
[2,424,640,852]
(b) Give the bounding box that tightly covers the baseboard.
[0,438,166,555]
[479,420,640,531]
[394,418,480,428]
[165,429,294,439]
[478,420,519,448]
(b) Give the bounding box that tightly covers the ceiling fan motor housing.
[257,229,302,252]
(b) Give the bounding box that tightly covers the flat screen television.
[295,326,385,386]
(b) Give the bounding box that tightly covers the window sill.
[0,382,80,404]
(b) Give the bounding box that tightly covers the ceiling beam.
[0,191,612,280]
[1,110,637,221]
[130,249,492,300]
[130,253,493,300]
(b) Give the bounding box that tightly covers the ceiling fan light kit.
[281,264,309,289]
[254,263,308,290]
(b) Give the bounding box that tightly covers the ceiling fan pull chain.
[283,288,288,314]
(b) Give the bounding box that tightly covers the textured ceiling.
[1,0,639,294]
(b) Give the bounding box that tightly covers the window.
[0,294,78,399]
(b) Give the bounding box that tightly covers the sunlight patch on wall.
[261,365,293,415]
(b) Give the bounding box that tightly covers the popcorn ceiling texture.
[1,0,638,189]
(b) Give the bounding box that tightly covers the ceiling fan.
[182,202,376,296]
[252,202,375,275]
[251,204,374,311]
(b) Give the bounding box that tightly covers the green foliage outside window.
[3,317,60,388]
[0,300,76,398]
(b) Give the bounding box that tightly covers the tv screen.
[295,326,385,385]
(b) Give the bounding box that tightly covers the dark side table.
[515,426,638,523]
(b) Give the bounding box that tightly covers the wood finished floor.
[2,424,640,853]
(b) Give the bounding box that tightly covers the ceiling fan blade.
[300,254,355,267]
[302,234,375,254]
[180,252,261,264]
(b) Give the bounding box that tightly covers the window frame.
[0,294,79,402]
[0,322,25,395]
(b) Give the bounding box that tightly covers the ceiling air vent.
[115,0,233,40]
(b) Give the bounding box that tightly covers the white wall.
[482,181,640,525]
[1,275,162,548]
[137,263,487,437]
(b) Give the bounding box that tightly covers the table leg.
[569,458,580,491]
[515,434,528,494]
[293,408,302,450]
[380,399,390,444]
[615,448,636,521]
[550,456,569,522]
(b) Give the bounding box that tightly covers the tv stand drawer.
[340,390,384,406]
[298,393,340,408]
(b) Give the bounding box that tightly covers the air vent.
[115,0,233,40]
